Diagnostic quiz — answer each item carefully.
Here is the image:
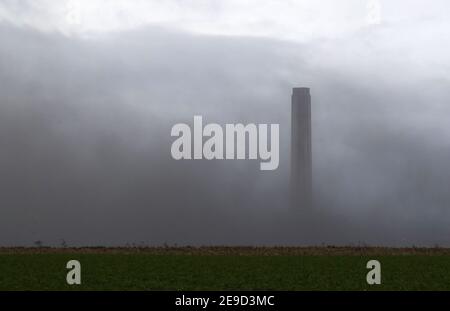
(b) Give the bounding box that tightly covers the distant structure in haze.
[291,87,312,210]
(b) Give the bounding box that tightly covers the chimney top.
[292,87,310,96]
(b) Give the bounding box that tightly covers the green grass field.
[0,247,449,290]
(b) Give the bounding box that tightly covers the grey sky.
[0,1,449,247]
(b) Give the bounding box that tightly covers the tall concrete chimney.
[291,87,312,210]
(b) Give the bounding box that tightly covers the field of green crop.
[0,247,449,290]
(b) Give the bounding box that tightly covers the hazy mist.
[1,1,450,247]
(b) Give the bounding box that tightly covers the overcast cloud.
[0,1,449,247]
